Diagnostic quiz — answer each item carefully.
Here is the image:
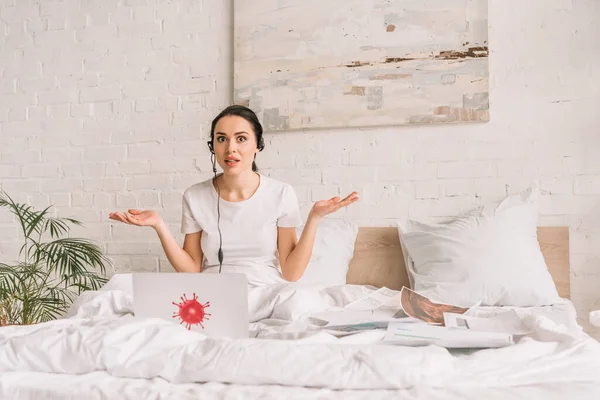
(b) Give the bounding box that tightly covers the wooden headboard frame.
[346,227,570,299]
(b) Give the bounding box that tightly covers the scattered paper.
[312,286,529,348]
[398,287,470,325]
[384,321,514,348]
[310,308,408,327]
[321,321,390,333]
[443,310,531,336]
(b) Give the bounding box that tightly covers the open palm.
[109,209,162,228]
[310,192,359,219]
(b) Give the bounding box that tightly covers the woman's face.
[212,115,258,175]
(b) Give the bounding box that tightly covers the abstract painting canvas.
[233,0,489,131]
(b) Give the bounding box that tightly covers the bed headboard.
[346,227,570,299]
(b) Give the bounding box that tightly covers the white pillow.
[294,219,358,286]
[397,185,561,307]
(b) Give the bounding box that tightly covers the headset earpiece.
[257,136,265,152]
[207,140,214,154]
[210,152,217,173]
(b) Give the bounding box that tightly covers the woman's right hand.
[109,209,163,229]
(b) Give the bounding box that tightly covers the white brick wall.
[0,0,599,338]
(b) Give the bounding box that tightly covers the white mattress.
[1,276,599,400]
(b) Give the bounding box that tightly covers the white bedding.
[1,275,600,399]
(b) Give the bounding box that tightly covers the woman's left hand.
[309,191,359,220]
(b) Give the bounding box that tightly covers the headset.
[207,134,265,273]
[207,140,224,273]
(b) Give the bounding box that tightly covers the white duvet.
[1,274,600,399]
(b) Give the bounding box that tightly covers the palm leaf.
[0,192,31,238]
[24,205,52,239]
[60,270,109,293]
[0,263,22,295]
[39,238,111,278]
[44,217,82,239]
[24,290,68,324]
[0,263,34,300]
[0,193,54,264]
[17,205,48,238]
[7,263,48,290]
[0,193,46,240]
[45,217,70,239]
[62,217,83,226]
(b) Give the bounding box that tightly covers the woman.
[109,105,358,285]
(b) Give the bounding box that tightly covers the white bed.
[1,226,600,399]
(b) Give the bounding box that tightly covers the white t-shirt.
[180,174,303,284]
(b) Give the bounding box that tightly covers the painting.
[233,0,489,131]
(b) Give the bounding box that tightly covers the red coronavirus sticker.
[172,293,211,330]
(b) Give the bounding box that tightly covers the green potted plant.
[0,191,112,326]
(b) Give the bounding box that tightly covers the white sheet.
[2,371,599,400]
[1,274,599,399]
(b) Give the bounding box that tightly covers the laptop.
[132,272,249,339]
